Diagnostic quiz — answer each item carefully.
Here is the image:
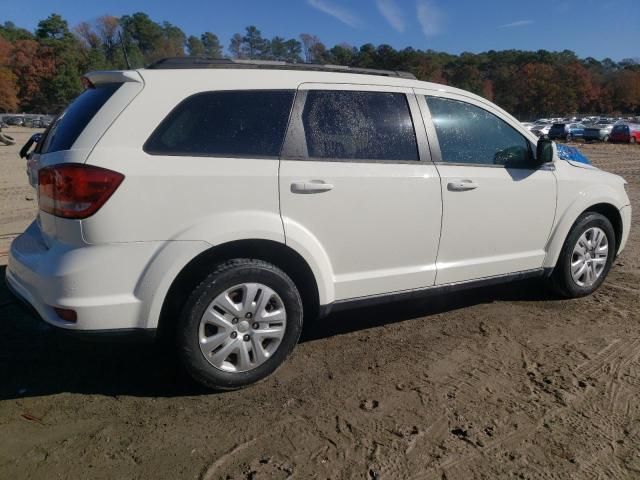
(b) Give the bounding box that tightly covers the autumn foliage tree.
[0,13,638,116]
[0,37,18,111]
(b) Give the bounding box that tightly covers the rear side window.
[39,83,122,154]
[301,90,418,161]
[426,96,532,168]
[144,90,295,157]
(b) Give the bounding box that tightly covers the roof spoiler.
[83,70,144,86]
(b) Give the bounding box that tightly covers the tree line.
[0,12,639,117]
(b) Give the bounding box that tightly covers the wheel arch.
[156,239,322,341]
[544,200,623,270]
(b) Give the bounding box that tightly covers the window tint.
[40,83,121,154]
[144,90,295,157]
[426,96,532,168]
[301,90,418,161]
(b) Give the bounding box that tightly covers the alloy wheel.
[570,227,609,287]
[198,283,287,372]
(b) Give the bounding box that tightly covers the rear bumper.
[6,221,162,332]
[610,136,630,143]
[5,277,155,341]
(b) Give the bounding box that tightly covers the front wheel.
[548,212,615,298]
[566,134,573,142]
[602,135,610,143]
[631,136,637,144]
[177,259,303,390]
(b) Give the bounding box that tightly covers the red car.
[610,123,640,144]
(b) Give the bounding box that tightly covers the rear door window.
[144,90,295,157]
[39,83,122,154]
[301,90,418,161]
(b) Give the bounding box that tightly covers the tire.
[566,134,573,142]
[548,212,615,298]
[0,133,15,146]
[602,135,609,143]
[177,259,303,390]
[631,137,637,144]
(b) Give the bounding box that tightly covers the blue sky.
[3,0,639,60]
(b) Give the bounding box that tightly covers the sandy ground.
[0,129,639,479]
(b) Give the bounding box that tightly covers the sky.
[2,0,639,60]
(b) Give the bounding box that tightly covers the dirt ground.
[0,127,639,479]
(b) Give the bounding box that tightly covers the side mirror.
[536,135,554,165]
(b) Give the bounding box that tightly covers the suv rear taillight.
[38,164,124,219]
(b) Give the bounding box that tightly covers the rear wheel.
[631,136,637,144]
[177,259,303,390]
[602,135,610,143]
[566,133,573,142]
[548,212,615,298]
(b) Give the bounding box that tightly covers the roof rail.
[146,57,417,79]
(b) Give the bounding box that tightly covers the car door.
[279,84,442,301]
[414,90,557,285]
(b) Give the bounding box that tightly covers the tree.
[300,33,326,63]
[229,33,244,59]
[201,32,222,58]
[11,39,57,111]
[187,36,204,56]
[74,22,109,72]
[120,12,163,60]
[242,26,269,59]
[159,21,186,58]
[609,70,640,113]
[96,16,124,67]
[36,14,74,42]
[0,21,33,41]
[0,37,18,111]
[1,15,639,116]
[35,14,83,112]
[265,36,301,62]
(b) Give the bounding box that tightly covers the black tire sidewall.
[555,213,615,297]
[178,261,303,390]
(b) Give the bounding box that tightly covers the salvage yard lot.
[0,128,639,479]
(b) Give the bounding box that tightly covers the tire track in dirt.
[410,337,640,480]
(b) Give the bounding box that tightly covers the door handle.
[447,180,478,192]
[291,181,334,194]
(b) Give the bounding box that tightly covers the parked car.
[5,116,24,126]
[583,121,615,142]
[531,121,552,137]
[548,123,587,141]
[610,124,640,144]
[7,59,631,390]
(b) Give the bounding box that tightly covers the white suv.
[7,59,631,390]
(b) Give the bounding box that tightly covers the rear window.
[144,90,295,157]
[38,83,121,154]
